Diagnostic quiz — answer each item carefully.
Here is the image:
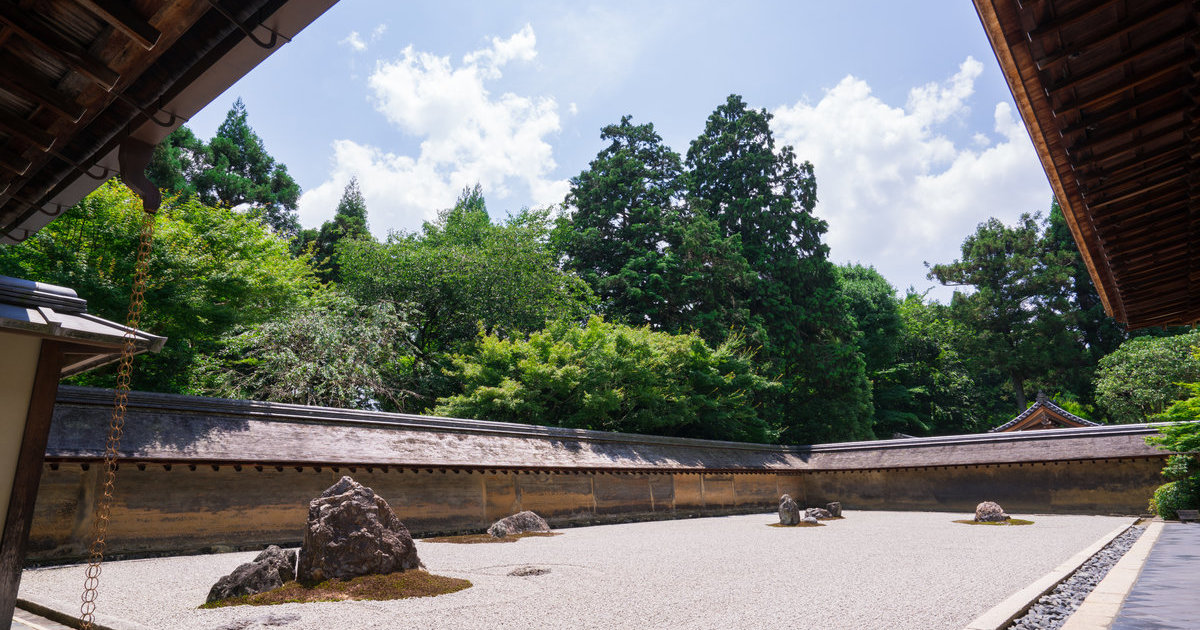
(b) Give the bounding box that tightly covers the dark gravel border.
[1008,525,1146,629]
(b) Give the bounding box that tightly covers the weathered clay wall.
[27,465,806,562]
[24,387,1174,562]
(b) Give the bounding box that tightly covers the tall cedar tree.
[149,99,301,235]
[559,116,680,325]
[685,95,872,444]
[295,177,373,283]
[557,117,757,344]
[927,212,1076,413]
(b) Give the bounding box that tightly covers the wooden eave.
[0,0,336,243]
[973,0,1199,328]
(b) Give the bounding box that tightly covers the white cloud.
[340,31,366,52]
[300,25,566,235]
[771,57,1050,300]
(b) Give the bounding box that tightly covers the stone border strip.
[963,519,1136,630]
[16,597,155,630]
[1059,519,1165,629]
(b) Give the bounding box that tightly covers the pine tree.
[295,177,373,283]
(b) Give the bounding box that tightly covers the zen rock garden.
[777,494,842,526]
[205,476,554,606]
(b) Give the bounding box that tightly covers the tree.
[338,188,596,409]
[927,212,1076,413]
[1146,364,1200,518]
[894,293,986,435]
[0,180,319,392]
[1044,200,1127,402]
[685,95,871,444]
[193,296,413,410]
[1094,331,1200,423]
[435,317,779,443]
[193,99,301,235]
[556,116,758,347]
[146,126,204,199]
[294,177,373,282]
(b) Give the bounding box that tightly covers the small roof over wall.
[989,393,1101,432]
[0,275,164,375]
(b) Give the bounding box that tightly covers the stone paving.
[1110,522,1200,630]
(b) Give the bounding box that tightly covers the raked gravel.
[18,511,1133,630]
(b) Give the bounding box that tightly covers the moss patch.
[953,518,1035,526]
[768,521,825,528]
[422,531,560,544]
[200,570,471,608]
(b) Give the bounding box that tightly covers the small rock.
[974,501,1010,522]
[297,476,422,583]
[508,565,550,576]
[826,502,842,517]
[779,494,801,525]
[488,511,551,538]
[800,515,819,525]
[206,545,297,604]
[805,507,833,520]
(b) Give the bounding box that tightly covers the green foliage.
[294,177,373,282]
[684,95,872,443]
[1149,480,1199,520]
[892,294,985,435]
[339,191,596,409]
[0,180,318,392]
[927,212,1077,416]
[193,296,413,410]
[435,317,780,443]
[149,99,301,235]
[1094,331,1200,423]
[557,116,681,325]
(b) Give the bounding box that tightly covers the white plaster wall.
[0,332,41,533]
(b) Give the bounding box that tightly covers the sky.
[185,0,1054,301]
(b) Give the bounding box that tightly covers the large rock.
[297,476,422,583]
[779,494,801,525]
[806,507,833,520]
[206,545,297,603]
[488,511,551,538]
[975,501,1010,522]
[826,502,842,517]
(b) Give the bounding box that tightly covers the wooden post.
[0,341,63,627]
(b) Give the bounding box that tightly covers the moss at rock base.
[200,570,471,608]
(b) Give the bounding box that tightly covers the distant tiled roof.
[989,396,1102,433]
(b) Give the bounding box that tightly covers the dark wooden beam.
[0,2,121,89]
[0,55,87,122]
[1046,31,1190,98]
[75,0,162,50]
[0,147,30,176]
[0,111,54,152]
[1034,2,1186,72]
[0,341,63,626]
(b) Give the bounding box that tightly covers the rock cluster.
[206,545,297,603]
[974,501,1010,522]
[297,476,423,583]
[778,495,801,525]
[1010,526,1145,629]
[488,511,551,538]
[805,507,833,520]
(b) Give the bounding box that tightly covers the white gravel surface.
[18,511,1133,630]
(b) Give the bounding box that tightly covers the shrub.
[1149,480,1200,520]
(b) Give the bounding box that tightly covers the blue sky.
[186,1,1053,300]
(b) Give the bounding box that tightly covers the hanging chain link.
[79,209,155,629]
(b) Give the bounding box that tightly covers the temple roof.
[989,394,1102,432]
[972,0,1200,328]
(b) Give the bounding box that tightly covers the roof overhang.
[973,0,1198,328]
[0,0,336,244]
